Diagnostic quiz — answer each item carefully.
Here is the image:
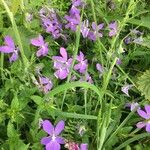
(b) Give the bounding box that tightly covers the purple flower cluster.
[41,120,88,150]
[40,7,62,39]
[65,0,81,31]
[0,36,19,62]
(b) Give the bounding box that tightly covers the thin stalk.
[61,8,83,110]
[1,0,29,69]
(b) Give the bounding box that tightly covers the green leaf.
[30,95,43,106]
[7,121,17,138]
[115,133,150,150]
[44,81,101,100]
[128,16,150,29]
[137,69,150,100]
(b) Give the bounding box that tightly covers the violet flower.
[38,76,53,94]
[136,105,150,132]
[65,1,81,31]
[41,120,65,150]
[116,58,122,65]
[52,47,72,80]
[0,36,19,62]
[65,14,80,31]
[88,22,104,41]
[74,51,88,74]
[121,84,133,97]
[109,21,118,37]
[40,8,62,39]
[31,35,49,57]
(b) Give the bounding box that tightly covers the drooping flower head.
[88,22,104,41]
[74,51,88,74]
[0,36,19,62]
[136,105,150,132]
[52,47,72,80]
[31,35,49,57]
[109,21,118,37]
[121,84,133,97]
[41,120,65,150]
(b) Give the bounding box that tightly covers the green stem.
[1,0,29,69]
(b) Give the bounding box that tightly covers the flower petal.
[54,69,68,80]
[137,109,148,119]
[9,52,18,62]
[136,122,146,128]
[31,35,44,46]
[0,46,14,53]
[55,137,65,144]
[4,36,15,48]
[145,105,150,114]
[46,141,61,150]
[54,120,65,135]
[42,120,54,135]
[80,143,88,150]
[41,137,51,145]
[60,47,67,60]
[146,123,150,132]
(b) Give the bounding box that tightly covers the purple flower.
[65,1,81,31]
[124,37,132,44]
[0,36,19,62]
[121,84,133,97]
[38,76,53,94]
[88,22,104,41]
[40,8,62,39]
[81,20,90,38]
[52,47,72,80]
[31,35,49,57]
[116,58,122,65]
[74,51,88,73]
[41,120,65,150]
[136,105,150,132]
[65,14,80,31]
[109,21,117,37]
[96,63,103,73]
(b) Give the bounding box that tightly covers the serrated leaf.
[7,121,17,138]
[137,69,150,100]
